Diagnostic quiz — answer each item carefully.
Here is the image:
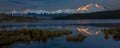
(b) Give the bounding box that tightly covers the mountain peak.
[76,4,105,12]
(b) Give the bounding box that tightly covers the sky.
[0,0,120,11]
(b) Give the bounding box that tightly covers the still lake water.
[0,20,120,48]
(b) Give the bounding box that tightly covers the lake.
[0,20,120,48]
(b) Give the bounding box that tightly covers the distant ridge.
[0,14,47,22]
[53,10,120,20]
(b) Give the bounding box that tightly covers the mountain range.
[0,9,120,22]
[4,4,107,18]
[0,4,120,20]
[6,4,106,14]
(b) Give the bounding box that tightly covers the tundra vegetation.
[0,29,72,45]
[102,28,120,41]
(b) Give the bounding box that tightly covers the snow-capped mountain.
[3,3,106,18]
[7,4,105,14]
[76,4,105,13]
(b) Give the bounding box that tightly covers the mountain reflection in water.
[0,24,120,48]
[76,28,101,35]
[0,20,120,48]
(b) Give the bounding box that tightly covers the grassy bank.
[0,29,72,45]
[66,34,86,42]
[102,28,120,41]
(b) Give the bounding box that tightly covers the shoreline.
[0,23,120,28]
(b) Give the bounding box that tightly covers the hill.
[53,10,120,20]
[0,14,47,22]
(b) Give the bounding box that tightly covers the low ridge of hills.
[53,10,120,20]
[0,14,47,22]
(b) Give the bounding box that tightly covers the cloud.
[0,0,119,11]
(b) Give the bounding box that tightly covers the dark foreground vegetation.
[0,29,72,46]
[53,10,120,20]
[66,34,86,42]
[0,14,47,22]
[102,28,120,41]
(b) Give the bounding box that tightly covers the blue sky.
[0,0,120,11]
